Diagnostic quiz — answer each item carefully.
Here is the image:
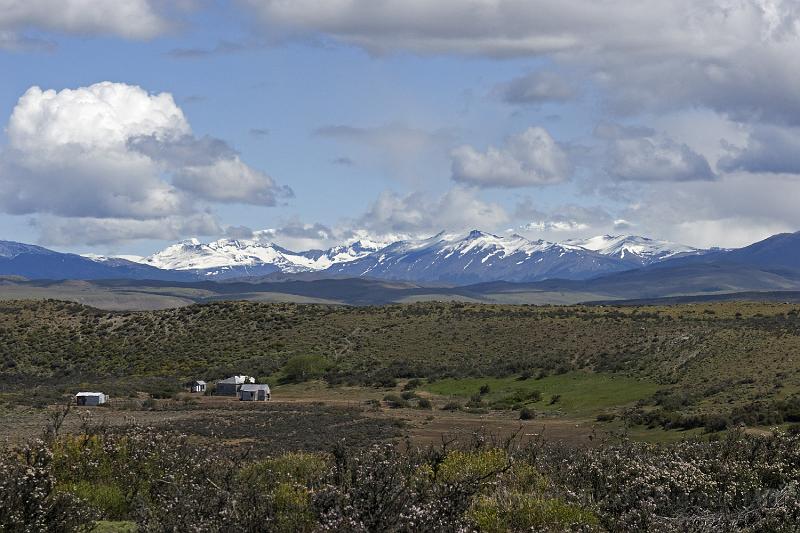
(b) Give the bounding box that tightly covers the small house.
[75,392,107,406]
[186,380,206,393]
[239,384,271,402]
[216,375,255,396]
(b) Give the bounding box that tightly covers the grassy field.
[0,299,799,435]
[423,372,660,417]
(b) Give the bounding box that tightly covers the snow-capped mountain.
[68,231,708,284]
[326,230,635,283]
[133,237,384,278]
[565,235,703,266]
[0,241,188,281]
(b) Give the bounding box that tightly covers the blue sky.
[2,1,799,256]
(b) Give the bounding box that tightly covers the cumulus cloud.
[514,199,618,237]
[451,127,571,188]
[356,187,509,237]
[615,171,800,248]
[718,125,800,174]
[597,123,716,182]
[173,158,292,206]
[493,71,576,105]
[0,82,289,244]
[255,221,339,251]
[244,0,800,125]
[0,0,170,49]
[35,213,221,247]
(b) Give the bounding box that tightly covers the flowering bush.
[0,439,95,532]
[5,420,800,531]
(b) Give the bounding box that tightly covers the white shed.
[186,380,206,393]
[238,384,271,401]
[75,392,107,406]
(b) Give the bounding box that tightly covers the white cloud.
[493,71,576,105]
[0,0,170,48]
[356,187,509,237]
[245,0,800,125]
[597,123,716,182]
[514,200,619,238]
[35,213,221,246]
[719,124,800,174]
[619,172,800,248]
[173,157,292,206]
[451,127,570,188]
[0,82,289,244]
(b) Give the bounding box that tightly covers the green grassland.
[423,372,660,417]
[1,299,800,430]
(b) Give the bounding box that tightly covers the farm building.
[216,375,255,396]
[75,392,107,406]
[239,384,271,401]
[186,380,206,393]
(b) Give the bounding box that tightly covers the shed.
[75,392,107,406]
[186,380,206,393]
[216,375,255,396]
[239,384,271,402]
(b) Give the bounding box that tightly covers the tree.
[281,355,331,383]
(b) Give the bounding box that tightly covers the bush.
[479,384,491,395]
[548,394,561,405]
[400,391,417,401]
[442,401,463,411]
[519,407,535,420]
[383,394,409,409]
[402,378,423,391]
[466,393,484,408]
[0,439,95,531]
[469,493,598,532]
[281,355,331,383]
[416,397,433,410]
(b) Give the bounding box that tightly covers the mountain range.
[75,231,706,284]
[0,230,796,292]
[0,230,798,308]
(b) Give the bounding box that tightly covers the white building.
[216,375,255,396]
[186,380,206,393]
[75,392,107,406]
[238,384,271,401]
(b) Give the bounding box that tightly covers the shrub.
[549,394,561,405]
[400,391,417,401]
[416,398,433,409]
[479,384,491,395]
[0,439,95,531]
[402,378,423,391]
[466,393,484,408]
[519,407,535,420]
[383,394,408,409]
[469,493,599,532]
[442,401,462,411]
[281,355,331,383]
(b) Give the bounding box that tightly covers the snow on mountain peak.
[139,236,384,273]
[566,234,700,264]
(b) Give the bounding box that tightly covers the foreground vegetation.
[4,409,800,532]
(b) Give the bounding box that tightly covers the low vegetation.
[4,410,800,532]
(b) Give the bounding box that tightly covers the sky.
[1,0,800,256]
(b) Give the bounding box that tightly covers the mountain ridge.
[0,230,795,287]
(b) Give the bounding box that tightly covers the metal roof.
[75,392,105,396]
[239,384,270,392]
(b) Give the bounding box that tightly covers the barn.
[216,375,255,396]
[75,392,107,406]
[239,384,271,402]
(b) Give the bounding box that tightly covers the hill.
[1,299,799,428]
